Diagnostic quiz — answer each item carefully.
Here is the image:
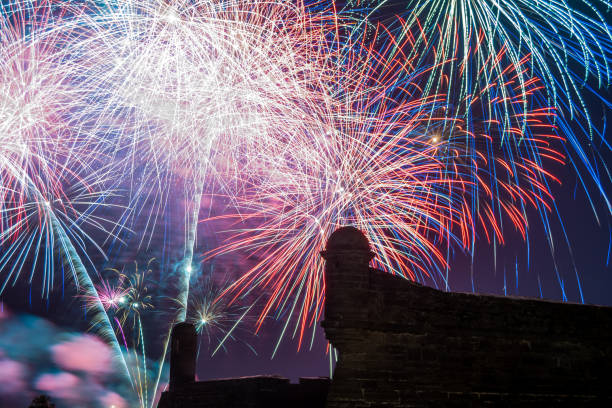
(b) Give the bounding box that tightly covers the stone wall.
[156,322,330,408]
[321,227,612,407]
[157,376,329,408]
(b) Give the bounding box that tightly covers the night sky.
[1,1,611,407]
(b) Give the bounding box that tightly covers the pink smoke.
[51,334,113,376]
[99,391,127,408]
[35,372,81,400]
[0,358,27,393]
[0,302,9,320]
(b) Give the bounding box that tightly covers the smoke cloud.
[0,305,144,407]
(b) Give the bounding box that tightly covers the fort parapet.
[157,227,612,407]
[156,322,330,408]
[321,226,612,407]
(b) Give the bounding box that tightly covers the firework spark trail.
[0,0,134,380]
[204,17,565,350]
[49,209,133,385]
[347,0,611,213]
[100,262,154,328]
[187,274,256,356]
[69,0,355,325]
[0,157,132,383]
[38,2,353,403]
[98,261,155,407]
[86,260,156,407]
[90,259,255,407]
[178,182,203,322]
[0,0,595,392]
[91,277,131,312]
[349,0,612,120]
[204,23,463,348]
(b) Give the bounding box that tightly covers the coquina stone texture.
[321,226,612,407]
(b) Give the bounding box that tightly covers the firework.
[187,274,255,356]
[0,0,132,380]
[94,260,158,408]
[0,0,602,397]
[94,278,131,312]
[90,258,256,407]
[204,17,564,350]
[346,0,611,211]
[100,262,154,327]
[69,0,351,324]
[32,2,352,403]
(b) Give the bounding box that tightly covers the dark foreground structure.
[157,374,330,408]
[156,323,330,408]
[322,227,612,407]
[158,227,612,407]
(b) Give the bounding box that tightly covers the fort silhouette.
[158,226,612,407]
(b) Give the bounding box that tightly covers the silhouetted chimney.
[169,322,197,391]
